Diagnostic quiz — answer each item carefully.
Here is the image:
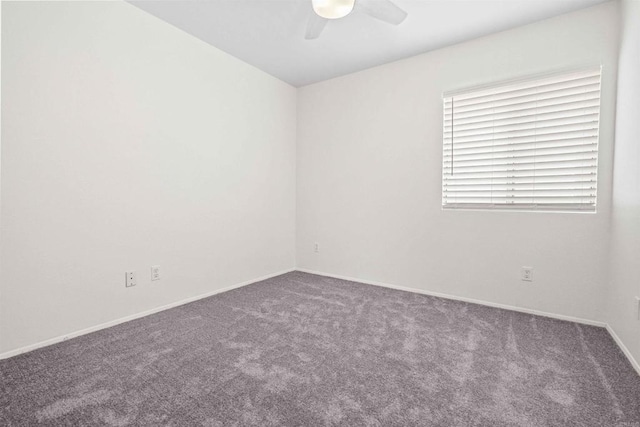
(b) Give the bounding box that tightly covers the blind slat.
[443,139,597,156]
[444,180,595,188]
[444,99,600,127]
[443,134,598,151]
[445,93,600,121]
[444,113,599,138]
[444,146,597,164]
[444,123,598,145]
[444,189,596,196]
[443,105,600,132]
[444,174,596,185]
[448,74,600,108]
[448,69,600,102]
[444,158,597,174]
[447,166,597,178]
[448,83,601,114]
[443,205,595,211]
[443,195,597,201]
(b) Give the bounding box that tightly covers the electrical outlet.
[521,266,533,282]
[314,242,320,253]
[151,265,160,281]
[635,296,640,321]
[125,271,137,288]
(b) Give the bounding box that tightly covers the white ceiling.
[129,0,608,87]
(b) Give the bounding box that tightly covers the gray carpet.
[1,271,639,426]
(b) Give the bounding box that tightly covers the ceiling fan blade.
[358,0,407,25]
[305,12,328,39]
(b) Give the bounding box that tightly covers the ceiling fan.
[305,0,408,40]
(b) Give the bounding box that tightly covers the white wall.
[297,2,619,323]
[0,1,296,354]
[607,0,640,365]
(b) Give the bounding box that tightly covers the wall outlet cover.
[521,266,533,282]
[151,265,160,281]
[125,271,137,288]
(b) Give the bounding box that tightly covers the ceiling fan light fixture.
[312,0,356,19]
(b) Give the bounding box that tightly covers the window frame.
[441,66,602,214]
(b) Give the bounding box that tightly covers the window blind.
[442,67,601,212]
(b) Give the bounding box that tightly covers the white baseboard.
[4,266,638,379]
[296,268,606,327]
[0,268,295,361]
[606,324,640,377]
[297,268,640,376]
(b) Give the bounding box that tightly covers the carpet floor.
[1,271,639,426]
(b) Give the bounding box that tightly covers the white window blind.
[442,67,601,212]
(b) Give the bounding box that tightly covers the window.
[442,67,601,212]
